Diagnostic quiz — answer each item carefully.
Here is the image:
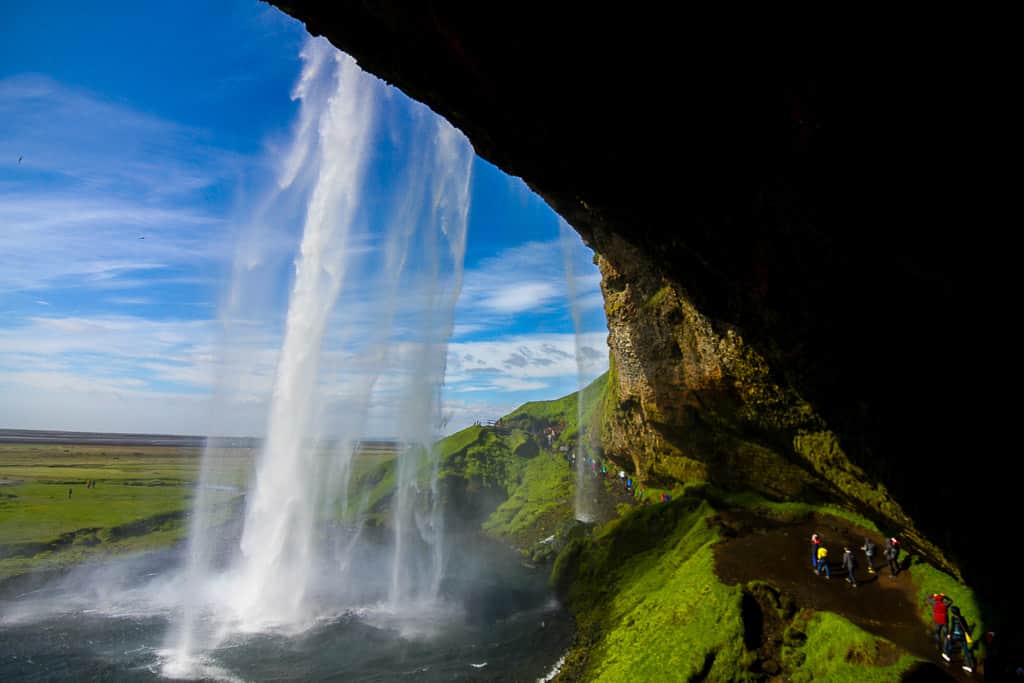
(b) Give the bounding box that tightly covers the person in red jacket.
[811,533,822,571]
[928,593,953,650]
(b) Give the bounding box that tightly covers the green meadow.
[0,443,209,582]
[0,441,410,584]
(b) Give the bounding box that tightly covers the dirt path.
[713,510,977,681]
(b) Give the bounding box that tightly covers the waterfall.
[559,219,594,523]
[166,36,472,674]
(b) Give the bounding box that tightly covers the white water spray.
[559,219,595,523]
[167,37,472,672]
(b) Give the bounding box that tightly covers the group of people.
[812,533,978,673]
[67,480,99,498]
[565,451,608,480]
[810,533,902,586]
[929,592,976,673]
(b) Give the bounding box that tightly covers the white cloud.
[454,237,606,338]
[488,377,550,392]
[107,297,154,306]
[447,333,607,381]
[0,75,240,295]
[0,74,244,199]
[0,194,227,294]
[480,281,560,313]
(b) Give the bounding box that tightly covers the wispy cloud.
[0,75,241,296]
[455,238,605,334]
[0,74,244,199]
[107,297,154,306]
[480,281,561,313]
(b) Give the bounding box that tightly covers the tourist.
[885,537,901,577]
[841,546,858,587]
[861,537,876,574]
[816,544,830,578]
[942,605,975,673]
[929,593,953,650]
[811,533,822,570]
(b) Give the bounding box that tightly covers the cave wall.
[269,2,998,599]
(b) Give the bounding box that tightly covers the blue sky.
[0,1,608,436]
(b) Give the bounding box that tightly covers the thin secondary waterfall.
[166,36,472,674]
[559,219,594,523]
[387,119,472,608]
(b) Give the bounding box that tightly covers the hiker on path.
[841,546,858,587]
[943,605,976,673]
[929,593,953,649]
[816,544,831,578]
[861,537,876,574]
[811,533,822,570]
[885,537,901,577]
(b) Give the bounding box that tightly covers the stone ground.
[713,510,980,681]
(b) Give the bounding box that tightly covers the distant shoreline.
[0,428,400,450]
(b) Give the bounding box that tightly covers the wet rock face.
[269,3,1002,599]
[597,233,824,498]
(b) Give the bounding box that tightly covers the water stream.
[560,220,595,523]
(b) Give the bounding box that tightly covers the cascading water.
[165,36,472,674]
[559,219,595,523]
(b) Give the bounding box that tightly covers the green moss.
[552,489,939,682]
[555,497,755,681]
[910,559,987,657]
[640,284,672,311]
[440,428,532,492]
[721,491,882,531]
[482,452,572,543]
[435,424,486,460]
[353,458,397,515]
[783,611,916,682]
[504,371,608,450]
[792,431,904,520]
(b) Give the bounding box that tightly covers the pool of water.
[0,544,571,681]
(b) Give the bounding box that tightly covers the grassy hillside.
[429,373,609,548]
[549,492,961,681]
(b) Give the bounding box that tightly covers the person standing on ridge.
[929,593,953,650]
[943,605,976,673]
[861,537,876,574]
[841,546,858,587]
[885,537,901,577]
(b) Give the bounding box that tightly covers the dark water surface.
[0,548,571,681]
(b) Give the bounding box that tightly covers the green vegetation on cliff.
[783,612,915,682]
[482,453,571,546]
[551,492,936,682]
[553,496,752,680]
[503,371,607,451]
[430,372,608,547]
